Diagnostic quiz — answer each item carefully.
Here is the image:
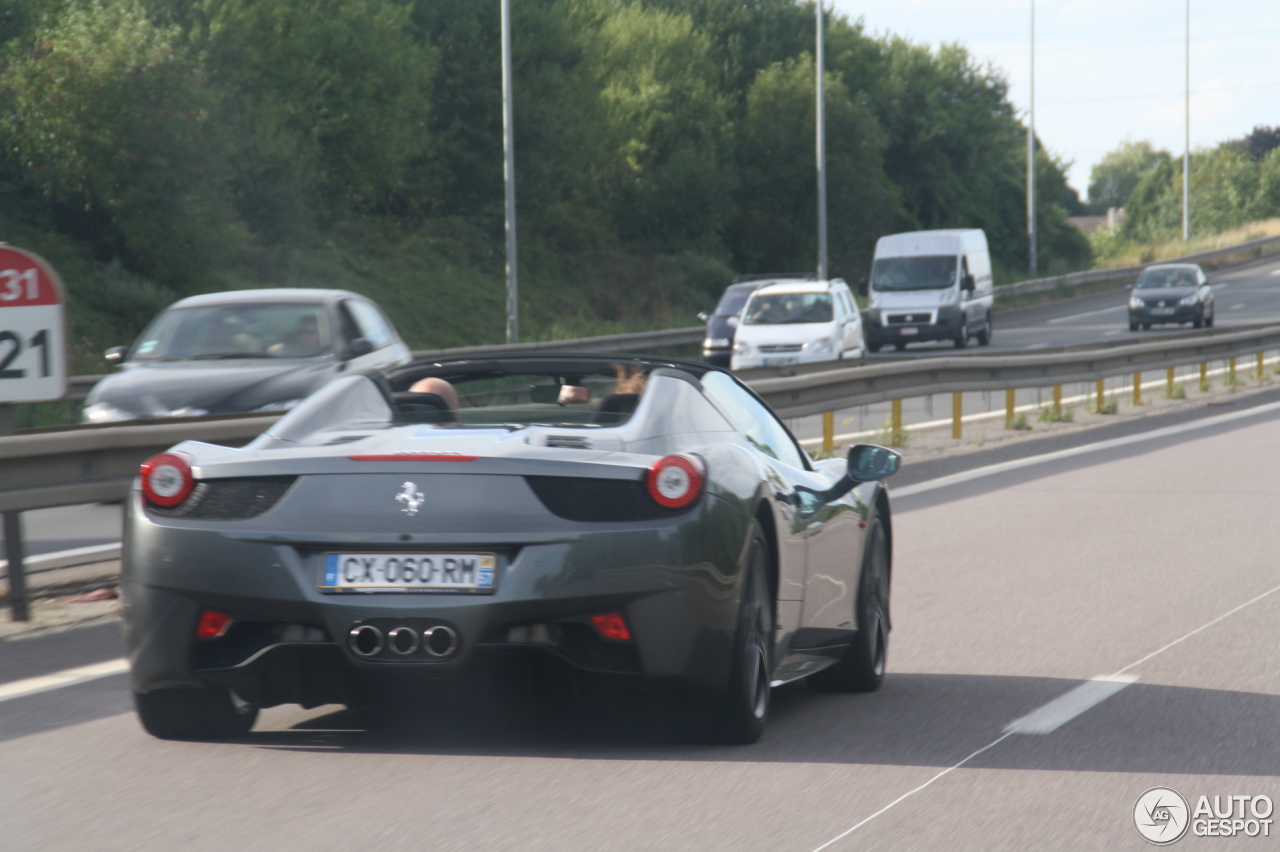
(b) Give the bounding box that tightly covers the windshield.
[403,364,650,428]
[132,303,333,361]
[871,255,958,291]
[1135,268,1198,289]
[742,292,832,325]
[714,286,757,317]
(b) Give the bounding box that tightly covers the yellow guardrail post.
[952,392,962,439]
[1052,385,1062,417]
[1200,361,1208,389]
[1133,372,1142,405]
[1229,356,1237,385]
[1005,389,1015,428]
[1166,366,1175,396]
[1096,378,1104,412]
[822,411,834,454]
[891,399,903,447]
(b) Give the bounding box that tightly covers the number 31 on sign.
[0,245,67,404]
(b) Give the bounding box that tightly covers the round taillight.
[647,454,705,510]
[139,452,194,507]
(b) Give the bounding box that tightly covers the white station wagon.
[730,279,864,370]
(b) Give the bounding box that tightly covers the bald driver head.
[407,377,460,412]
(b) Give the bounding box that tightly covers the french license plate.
[763,356,798,366]
[320,552,497,594]
[899,327,919,336]
[1152,308,1175,315]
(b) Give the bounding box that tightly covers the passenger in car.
[406,376,460,412]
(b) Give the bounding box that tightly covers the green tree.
[1,0,239,288]
[732,55,899,276]
[580,1,735,248]
[1087,140,1166,213]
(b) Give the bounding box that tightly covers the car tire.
[808,516,889,694]
[1194,308,1205,329]
[868,342,881,353]
[976,312,992,346]
[1129,321,1138,331]
[1141,324,1151,331]
[1206,308,1214,328]
[954,317,969,349]
[134,686,258,740]
[703,533,773,744]
[893,342,907,352]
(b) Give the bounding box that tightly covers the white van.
[861,229,993,351]
[730,278,863,370]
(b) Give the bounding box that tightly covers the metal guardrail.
[750,323,1280,419]
[997,233,1280,297]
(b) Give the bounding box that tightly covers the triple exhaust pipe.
[347,624,458,658]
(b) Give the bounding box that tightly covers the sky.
[830,0,1280,204]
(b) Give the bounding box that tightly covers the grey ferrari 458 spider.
[124,354,900,743]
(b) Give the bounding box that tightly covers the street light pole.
[815,1,828,281]
[1182,0,1191,241]
[1027,0,1037,276]
[501,0,519,343]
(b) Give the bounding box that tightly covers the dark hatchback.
[1128,264,1215,331]
[82,289,411,423]
[699,276,811,366]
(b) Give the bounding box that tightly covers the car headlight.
[938,288,959,305]
[1179,294,1197,305]
[733,341,752,356]
[81,402,136,423]
[703,338,732,349]
[1129,296,1145,309]
[253,398,302,413]
[804,337,833,354]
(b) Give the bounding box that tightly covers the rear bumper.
[122,493,747,704]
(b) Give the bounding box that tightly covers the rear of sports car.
[122,431,750,738]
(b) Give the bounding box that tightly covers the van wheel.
[976,312,992,346]
[954,318,969,349]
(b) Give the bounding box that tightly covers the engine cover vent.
[544,435,592,450]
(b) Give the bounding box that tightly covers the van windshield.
[871,256,958,292]
[742,292,832,324]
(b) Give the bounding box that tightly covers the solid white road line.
[892,398,1280,498]
[1002,675,1138,735]
[809,576,1280,851]
[1046,305,1126,324]
[0,658,128,704]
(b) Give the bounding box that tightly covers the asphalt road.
[4,394,1280,850]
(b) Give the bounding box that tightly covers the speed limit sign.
[0,245,67,403]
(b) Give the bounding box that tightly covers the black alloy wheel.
[809,515,890,693]
[706,532,774,744]
[134,686,258,740]
[976,311,992,346]
[954,317,969,349]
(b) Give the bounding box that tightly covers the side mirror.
[846,444,900,483]
[726,316,739,328]
[346,337,374,359]
[104,346,126,365]
[857,277,869,297]
[697,311,710,323]
[961,274,976,293]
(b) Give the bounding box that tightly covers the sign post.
[0,244,68,621]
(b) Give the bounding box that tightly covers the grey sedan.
[1128,264,1215,330]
